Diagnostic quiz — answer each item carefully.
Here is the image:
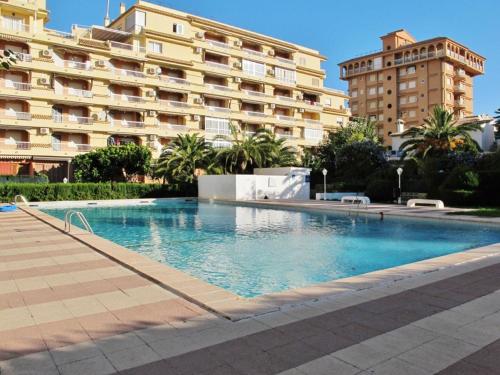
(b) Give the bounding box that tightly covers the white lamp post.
[322,169,328,201]
[397,167,403,204]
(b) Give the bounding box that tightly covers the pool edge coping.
[22,201,500,321]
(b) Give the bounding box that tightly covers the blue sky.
[47,0,499,115]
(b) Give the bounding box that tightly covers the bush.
[0,174,49,183]
[439,189,477,207]
[441,166,480,191]
[0,183,184,203]
[365,179,395,202]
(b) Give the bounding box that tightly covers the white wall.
[471,122,495,152]
[198,175,238,200]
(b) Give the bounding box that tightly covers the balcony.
[276,133,296,140]
[60,60,92,71]
[53,115,93,125]
[276,56,295,65]
[454,84,466,93]
[111,93,144,103]
[158,100,189,108]
[275,95,295,103]
[244,90,266,98]
[161,123,189,132]
[206,40,230,49]
[303,100,323,108]
[109,41,145,54]
[53,143,92,152]
[244,111,266,118]
[455,99,466,108]
[3,141,31,150]
[0,20,30,33]
[205,106,231,113]
[3,81,31,91]
[243,48,267,58]
[205,61,231,71]
[276,115,296,123]
[161,76,190,86]
[3,51,32,62]
[111,119,145,128]
[2,110,32,121]
[44,28,76,40]
[65,87,93,98]
[304,119,321,125]
[112,68,145,78]
[206,84,232,92]
[455,70,467,79]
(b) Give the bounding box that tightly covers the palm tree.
[155,133,218,185]
[215,126,267,174]
[494,108,500,125]
[399,106,482,159]
[259,130,297,168]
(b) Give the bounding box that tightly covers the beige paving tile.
[123,285,176,304]
[0,280,18,295]
[95,290,138,311]
[62,296,108,317]
[0,306,35,331]
[28,301,74,325]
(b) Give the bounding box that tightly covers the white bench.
[316,192,364,201]
[341,196,371,205]
[407,199,445,209]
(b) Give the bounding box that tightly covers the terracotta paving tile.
[38,318,91,350]
[0,247,88,262]
[0,326,47,360]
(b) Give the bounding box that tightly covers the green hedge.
[0,183,183,203]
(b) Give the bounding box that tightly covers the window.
[351,104,358,112]
[373,57,382,70]
[399,82,407,90]
[407,65,416,74]
[369,74,376,82]
[400,97,407,105]
[378,114,384,121]
[409,110,416,118]
[369,101,376,109]
[125,10,146,32]
[447,77,452,85]
[408,95,417,103]
[324,98,332,106]
[351,78,357,85]
[311,78,319,87]
[304,128,323,140]
[275,67,296,84]
[242,59,266,78]
[173,23,185,35]
[368,87,377,95]
[148,41,162,54]
[204,117,230,135]
[299,57,306,66]
[378,86,384,94]
[351,90,358,98]
[408,80,416,89]
[378,100,384,108]
[369,115,377,121]
[336,117,344,125]
[378,73,384,81]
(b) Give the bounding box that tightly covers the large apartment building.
[0,0,349,181]
[339,30,485,145]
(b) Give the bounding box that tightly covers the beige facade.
[0,0,349,180]
[339,30,485,145]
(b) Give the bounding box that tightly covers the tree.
[73,144,152,182]
[216,126,266,174]
[399,106,482,159]
[1,50,17,70]
[495,108,500,126]
[258,130,297,168]
[155,133,218,185]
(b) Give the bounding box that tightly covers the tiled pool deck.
[0,202,500,374]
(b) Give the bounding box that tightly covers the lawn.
[448,208,500,218]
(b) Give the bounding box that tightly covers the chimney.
[396,119,405,133]
[104,0,111,26]
[120,2,126,14]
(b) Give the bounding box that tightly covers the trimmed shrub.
[0,183,184,203]
[365,179,395,202]
[441,166,480,191]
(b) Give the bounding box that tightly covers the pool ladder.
[14,195,29,205]
[64,210,94,234]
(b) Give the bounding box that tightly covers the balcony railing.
[53,115,93,125]
[454,84,466,92]
[112,68,145,78]
[206,84,232,92]
[275,95,295,102]
[3,81,31,91]
[243,48,267,58]
[61,60,92,71]
[276,56,295,65]
[109,41,146,54]
[456,70,467,78]
[45,28,75,40]
[205,61,231,71]
[276,115,296,122]
[163,123,189,131]
[161,76,190,85]
[205,106,231,113]
[1,20,30,33]
[158,99,189,108]
[244,111,266,117]
[244,90,266,97]
[206,40,230,49]
[276,133,296,140]
[304,119,321,125]
[65,88,93,98]
[4,141,31,150]
[52,143,92,152]
[303,100,323,107]
[111,93,144,103]
[111,119,145,128]
[3,110,32,120]
[455,99,466,107]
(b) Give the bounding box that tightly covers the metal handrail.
[14,195,28,205]
[64,210,93,234]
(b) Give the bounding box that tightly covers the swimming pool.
[42,200,500,298]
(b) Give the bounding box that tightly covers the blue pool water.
[42,200,500,298]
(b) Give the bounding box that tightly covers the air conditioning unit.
[40,127,50,135]
[148,110,157,117]
[192,114,201,121]
[234,77,242,83]
[299,108,305,113]
[147,67,157,75]
[267,68,275,76]
[268,49,275,56]
[269,103,276,109]
[148,134,158,141]
[296,94,303,101]
[194,47,202,54]
[234,40,242,47]
[233,62,242,69]
[95,60,106,68]
[41,49,52,58]
[38,77,49,85]
[195,32,204,39]
[194,97,203,105]
[146,90,156,97]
